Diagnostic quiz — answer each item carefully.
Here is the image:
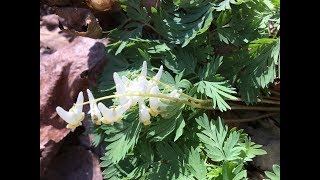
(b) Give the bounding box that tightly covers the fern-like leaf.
[196,79,237,112]
[196,114,243,162]
[104,110,142,163]
[152,1,214,47]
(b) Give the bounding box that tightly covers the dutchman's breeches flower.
[56,92,85,130]
[97,100,132,125]
[149,86,163,117]
[87,89,102,125]
[139,100,151,125]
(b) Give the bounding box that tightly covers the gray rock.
[40,36,107,177]
[42,146,103,180]
[245,119,280,171]
[253,139,280,171]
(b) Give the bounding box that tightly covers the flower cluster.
[56,61,181,130]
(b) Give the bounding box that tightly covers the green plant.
[55,0,280,179]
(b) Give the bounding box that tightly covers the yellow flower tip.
[149,108,159,117]
[100,117,113,125]
[143,120,151,126]
[95,121,102,125]
[91,115,98,122]
[66,121,82,129]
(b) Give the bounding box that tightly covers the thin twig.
[224,112,279,123]
[264,96,280,101]
[230,106,280,111]
[227,97,280,105]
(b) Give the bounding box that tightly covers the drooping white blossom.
[87,89,102,125]
[56,92,85,130]
[149,86,163,117]
[138,100,151,125]
[97,100,132,125]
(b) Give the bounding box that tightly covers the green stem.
[146,76,210,104]
[146,76,280,105]
[227,97,280,105]
[75,92,280,111]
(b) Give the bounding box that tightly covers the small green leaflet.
[213,0,244,11]
[198,56,223,80]
[147,109,185,142]
[162,48,197,76]
[174,116,186,141]
[240,136,267,162]
[196,79,237,112]
[264,164,280,180]
[186,147,207,180]
[120,0,150,23]
[173,0,211,9]
[220,161,247,180]
[148,142,188,179]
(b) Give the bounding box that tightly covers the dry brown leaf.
[85,0,116,11]
[55,7,103,39]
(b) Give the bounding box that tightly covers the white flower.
[149,86,163,117]
[87,89,102,125]
[113,72,130,106]
[97,100,131,125]
[111,61,165,124]
[141,61,148,76]
[139,100,151,125]
[115,61,150,107]
[56,92,85,130]
[149,65,163,88]
[169,89,182,99]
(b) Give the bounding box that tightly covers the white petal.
[141,61,147,76]
[98,102,111,116]
[149,86,160,109]
[113,72,123,86]
[139,101,150,123]
[87,89,96,109]
[93,106,102,119]
[75,91,84,113]
[137,76,149,92]
[115,84,126,94]
[154,65,163,81]
[121,76,130,85]
[98,103,113,119]
[116,100,132,115]
[150,86,160,94]
[87,89,102,119]
[56,106,77,124]
[169,89,181,99]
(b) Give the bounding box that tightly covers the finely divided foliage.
[86,0,280,179]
